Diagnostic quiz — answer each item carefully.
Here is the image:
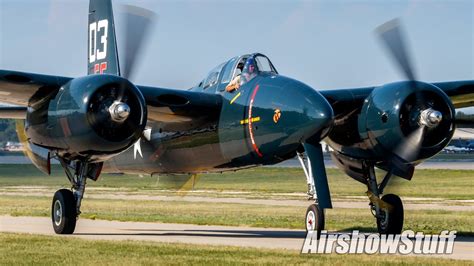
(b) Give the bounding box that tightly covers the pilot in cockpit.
[226,58,257,92]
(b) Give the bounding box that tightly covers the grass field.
[0,165,472,264]
[0,164,472,235]
[0,233,470,265]
[0,164,472,200]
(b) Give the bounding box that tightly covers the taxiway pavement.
[0,216,472,260]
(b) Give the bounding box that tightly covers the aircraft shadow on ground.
[75,228,474,240]
[77,229,306,239]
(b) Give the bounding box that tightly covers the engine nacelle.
[26,75,147,162]
[358,81,455,162]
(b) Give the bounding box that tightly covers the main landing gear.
[51,159,102,234]
[365,164,404,235]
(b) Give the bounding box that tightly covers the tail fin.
[88,0,120,75]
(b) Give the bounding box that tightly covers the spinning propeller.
[117,6,196,194]
[119,5,156,81]
[376,19,445,164]
[104,5,156,127]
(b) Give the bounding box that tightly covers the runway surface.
[1,216,472,260]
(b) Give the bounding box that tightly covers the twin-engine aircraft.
[0,0,472,236]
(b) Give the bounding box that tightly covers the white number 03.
[89,19,109,63]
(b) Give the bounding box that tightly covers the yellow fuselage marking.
[240,116,261,125]
[230,92,241,104]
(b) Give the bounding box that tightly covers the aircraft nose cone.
[238,77,334,159]
[293,83,334,141]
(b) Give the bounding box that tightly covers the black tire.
[51,189,77,234]
[377,194,404,235]
[305,204,325,239]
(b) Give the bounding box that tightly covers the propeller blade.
[120,5,156,80]
[15,120,32,159]
[394,125,426,162]
[15,120,51,174]
[376,18,416,81]
[176,174,200,196]
[154,174,201,196]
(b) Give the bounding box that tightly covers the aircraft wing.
[321,80,474,117]
[432,81,474,109]
[137,85,222,128]
[0,70,72,106]
[319,87,375,121]
[0,69,221,123]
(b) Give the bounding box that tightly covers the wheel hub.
[378,208,390,230]
[53,200,62,226]
[306,210,315,230]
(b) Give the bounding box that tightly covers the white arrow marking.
[134,139,143,159]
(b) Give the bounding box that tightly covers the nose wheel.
[305,203,325,239]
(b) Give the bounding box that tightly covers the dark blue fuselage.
[105,72,333,175]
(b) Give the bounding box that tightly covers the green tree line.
[0,119,19,146]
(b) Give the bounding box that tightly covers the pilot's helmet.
[243,58,256,74]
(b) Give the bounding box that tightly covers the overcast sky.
[0,0,472,91]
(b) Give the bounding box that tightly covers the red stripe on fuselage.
[248,84,263,157]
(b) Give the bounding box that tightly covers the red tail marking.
[100,62,107,74]
[94,62,108,74]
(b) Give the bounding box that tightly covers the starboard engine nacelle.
[358,81,455,163]
[25,74,147,162]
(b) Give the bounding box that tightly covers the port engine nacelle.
[25,75,147,162]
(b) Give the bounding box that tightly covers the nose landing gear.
[298,142,332,239]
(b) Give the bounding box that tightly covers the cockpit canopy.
[194,53,278,92]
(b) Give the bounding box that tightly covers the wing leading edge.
[0,69,221,123]
[321,80,474,113]
[0,69,471,123]
[0,70,72,106]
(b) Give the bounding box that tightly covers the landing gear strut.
[365,164,404,235]
[297,152,316,200]
[298,142,332,239]
[51,159,102,234]
[299,151,325,239]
